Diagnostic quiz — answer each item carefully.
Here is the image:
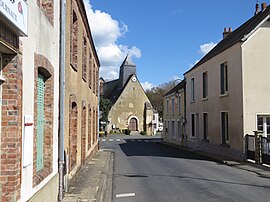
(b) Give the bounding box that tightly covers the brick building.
[0,0,60,201]
[63,0,100,184]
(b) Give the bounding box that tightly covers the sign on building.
[0,0,28,36]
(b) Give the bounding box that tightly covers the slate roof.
[163,79,186,97]
[103,79,119,101]
[184,5,270,75]
[102,75,135,104]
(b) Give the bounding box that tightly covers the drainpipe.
[59,0,66,201]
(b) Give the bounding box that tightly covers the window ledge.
[219,93,229,98]
[190,100,195,104]
[202,97,208,101]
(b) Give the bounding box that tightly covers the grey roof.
[103,79,119,101]
[103,74,136,104]
[120,55,136,67]
[184,5,270,75]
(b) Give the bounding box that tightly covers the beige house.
[102,56,155,134]
[184,3,270,160]
[63,0,100,183]
[163,80,186,145]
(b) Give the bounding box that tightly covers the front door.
[129,118,137,131]
[257,115,270,139]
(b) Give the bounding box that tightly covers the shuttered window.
[37,73,45,171]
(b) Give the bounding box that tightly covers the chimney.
[261,2,267,11]
[255,2,260,15]
[223,27,232,39]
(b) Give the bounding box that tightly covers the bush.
[140,131,147,136]
[125,129,131,135]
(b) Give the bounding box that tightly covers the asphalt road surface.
[100,134,270,202]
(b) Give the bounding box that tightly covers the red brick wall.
[33,53,54,187]
[37,0,54,25]
[88,105,92,150]
[81,101,86,165]
[70,10,78,71]
[82,37,87,82]
[69,95,78,171]
[0,53,23,202]
[89,54,92,89]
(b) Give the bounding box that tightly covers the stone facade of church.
[102,56,156,135]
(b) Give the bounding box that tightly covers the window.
[89,53,92,88]
[96,68,99,95]
[82,37,87,81]
[202,71,208,98]
[221,112,229,144]
[191,78,195,101]
[257,116,270,139]
[191,114,195,137]
[171,98,175,114]
[70,11,78,70]
[36,73,45,171]
[220,62,228,94]
[178,120,181,140]
[172,121,175,139]
[93,64,96,94]
[178,96,181,114]
[203,113,208,140]
[88,107,92,149]
[166,99,169,114]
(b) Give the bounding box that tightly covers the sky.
[83,0,268,90]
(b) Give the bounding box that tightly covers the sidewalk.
[164,142,270,179]
[63,149,113,202]
[197,150,270,179]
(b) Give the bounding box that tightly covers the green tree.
[99,98,111,123]
[145,81,174,118]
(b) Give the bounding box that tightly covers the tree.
[99,98,111,123]
[145,81,175,118]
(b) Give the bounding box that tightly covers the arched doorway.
[129,118,138,131]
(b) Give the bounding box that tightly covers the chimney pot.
[223,27,232,39]
[261,2,267,11]
[255,3,260,15]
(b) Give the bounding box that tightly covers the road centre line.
[116,193,136,198]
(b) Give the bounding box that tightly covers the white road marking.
[101,139,106,142]
[109,139,113,142]
[145,140,149,142]
[116,193,136,198]
[116,139,121,141]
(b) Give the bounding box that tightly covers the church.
[100,56,157,135]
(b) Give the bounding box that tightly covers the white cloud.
[99,66,119,80]
[141,82,156,91]
[199,42,217,56]
[83,0,142,80]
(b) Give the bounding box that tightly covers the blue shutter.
[37,73,45,171]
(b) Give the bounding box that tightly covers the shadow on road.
[119,138,212,161]
[113,172,270,189]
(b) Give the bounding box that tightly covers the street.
[100,134,270,202]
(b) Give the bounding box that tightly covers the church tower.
[119,55,137,88]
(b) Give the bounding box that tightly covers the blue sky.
[84,0,268,89]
